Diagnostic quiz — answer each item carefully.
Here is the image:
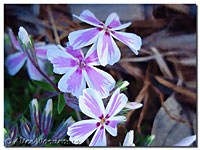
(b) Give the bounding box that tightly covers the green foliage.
[142,134,155,146]
[116,80,123,87]
[57,94,66,115]
[4,33,11,44]
[32,80,56,92]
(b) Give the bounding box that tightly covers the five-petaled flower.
[5,27,57,80]
[69,9,142,66]
[47,43,115,98]
[67,88,128,146]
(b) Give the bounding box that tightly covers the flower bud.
[119,81,129,89]
[4,124,18,146]
[30,99,40,131]
[20,117,32,139]
[52,117,75,140]
[41,99,53,137]
[18,27,31,46]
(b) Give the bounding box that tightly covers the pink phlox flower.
[47,42,116,98]
[69,9,142,66]
[67,88,128,146]
[5,28,57,81]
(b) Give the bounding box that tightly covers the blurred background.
[4,4,197,146]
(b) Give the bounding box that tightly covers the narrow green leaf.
[58,94,65,115]
[142,134,155,146]
[116,80,123,87]
[30,36,34,48]
[32,80,56,92]
[120,87,128,92]
[4,34,11,44]
[4,128,8,137]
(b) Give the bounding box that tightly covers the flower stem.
[25,48,59,92]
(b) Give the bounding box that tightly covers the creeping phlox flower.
[123,130,135,146]
[20,99,74,146]
[5,27,57,80]
[47,43,115,98]
[67,88,128,146]
[69,10,142,66]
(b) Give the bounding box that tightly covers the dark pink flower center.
[97,24,112,36]
[78,60,86,68]
[96,114,110,129]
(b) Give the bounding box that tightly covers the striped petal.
[67,119,98,145]
[111,31,142,55]
[5,52,26,76]
[83,65,115,98]
[89,126,106,146]
[97,31,121,66]
[84,42,100,66]
[105,116,126,137]
[125,102,143,110]
[58,67,86,98]
[26,59,45,81]
[69,28,102,49]
[105,12,131,30]
[65,44,84,61]
[35,44,58,59]
[8,29,22,51]
[105,88,128,118]
[79,88,105,120]
[47,46,78,74]
[73,9,104,28]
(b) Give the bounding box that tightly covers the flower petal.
[123,130,135,146]
[5,52,26,76]
[111,31,142,55]
[35,44,58,59]
[67,119,98,145]
[105,12,131,30]
[105,88,128,118]
[89,126,106,146]
[105,116,126,137]
[111,22,132,31]
[65,44,84,61]
[8,29,22,51]
[97,31,121,66]
[58,67,86,98]
[73,9,103,27]
[83,65,115,98]
[69,28,102,49]
[84,43,100,66]
[79,88,105,120]
[47,46,78,74]
[125,102,143,110]
[26,59,44,81]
